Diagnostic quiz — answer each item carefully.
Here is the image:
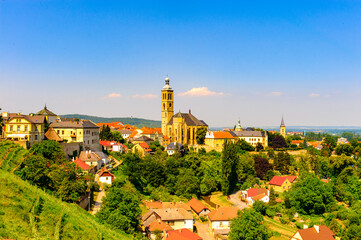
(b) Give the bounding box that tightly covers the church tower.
[161,75,174,137]
[280,116,286,138]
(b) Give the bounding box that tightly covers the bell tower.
[161,75,174,136]
[280,116,286,138]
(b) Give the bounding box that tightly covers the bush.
[266,208,276,218]
[279,217,289,224]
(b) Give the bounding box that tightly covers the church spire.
[163,74,172,90]
[280,115,285,127]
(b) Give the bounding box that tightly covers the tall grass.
[0,169,133,239]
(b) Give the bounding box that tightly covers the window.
[17,126,20,132]
[10,126,13,131]
[106,177,108,180]
[25,126,28,131]
[35,135,38,140]
[169,103,172,108]
[62,130,64,135]
[57,130,60,134]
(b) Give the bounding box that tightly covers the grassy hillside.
[0,141,133,239]
[61,114,161,128]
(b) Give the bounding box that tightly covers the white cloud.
[103,93,121,99]
[267,91,282,97]
[178,87,227,97]
[309,93,320,98]
[132,94,157,99]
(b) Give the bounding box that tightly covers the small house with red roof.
[208,207,239,238]
[99,169,115,185]
[187,198,210,216]
[290,225,335,240]
[241,188,269,205]
[74,158,94,173]
[269,175,297,192]
[165,228,202,240]
[132,142,152,157]
[99,140,125,153]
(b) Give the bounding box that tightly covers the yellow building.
[205,131,235,150]
[3,112,45,148]
[161,76,208,145]
[269,176,297,192]
[280,116,286,138]
[50,119,100,151]
[132,142,151,157]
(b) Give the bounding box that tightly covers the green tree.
[273,151,291,174]
[322,135,337,151]
[111,131,125,143]
[269,187,276,206]
[196,127,207,144]
[99,125,112,140]
[30,140,66,163]
[149,140,164,152]
[222,140,239,195]
[96,179,141,233]
[175,169,200,199]
[285,173,334,215]
[229,208,270,240]
[335,144,354,156]
[236,139,255,152]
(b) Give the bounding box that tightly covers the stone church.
[161,76,208,145]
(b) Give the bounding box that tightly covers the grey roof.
[231,130,265,137]
[166,142,184,150]
[8,114,45,124]
[50,120,99,129]
[36,105,57,116]
[167,112,207,127]
[134,135,153,142]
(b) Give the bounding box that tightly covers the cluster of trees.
[119,139,281,200]
[99,125,125,143]
[96,178,141,234]
[15,140,93,202]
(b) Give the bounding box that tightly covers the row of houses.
[1,106,101,151]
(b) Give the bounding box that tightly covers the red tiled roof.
[208,131,235,139]
[291,140,303,144]
[208,207,238,221]
[247,188,268,198]
[269,176,287,186]
[99,169,115,178]
[74,158,90,170]
[296,225,335,240]
[286,176,297,183]
[144,201,163,209]
[99,140,120,147]
[269,175,297,186]
[139,142,152,151]
[252,193,267,201]
[187,198,209,214]
[166,229,202,240]
[148,219,173,232]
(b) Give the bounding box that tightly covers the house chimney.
[314,225,320,233]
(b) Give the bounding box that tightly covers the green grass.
[0,170,133,240]
[0,141,28,172]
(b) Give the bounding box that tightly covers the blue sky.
[0,0,360,127]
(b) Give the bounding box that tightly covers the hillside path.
[195,222,213,240]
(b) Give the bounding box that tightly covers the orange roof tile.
[148,219,173,232]
[208,207,238,221]
[139,142,152,151]
[210,131,235,139]
[252,193,267,201]
[166,229,202,240]
[187,198,209,214]
[296,225,335,240]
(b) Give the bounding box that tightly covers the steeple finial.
[44,104,47,110]
[165,74,170,85]
[280,115,285,127]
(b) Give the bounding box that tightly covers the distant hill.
[0,141,133,240]
[61,114,161,128]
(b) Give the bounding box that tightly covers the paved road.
[228,190,248,210]
[195,222,213,240]
[91,156,121,215]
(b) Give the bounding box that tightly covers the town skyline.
[1,1,361,127]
